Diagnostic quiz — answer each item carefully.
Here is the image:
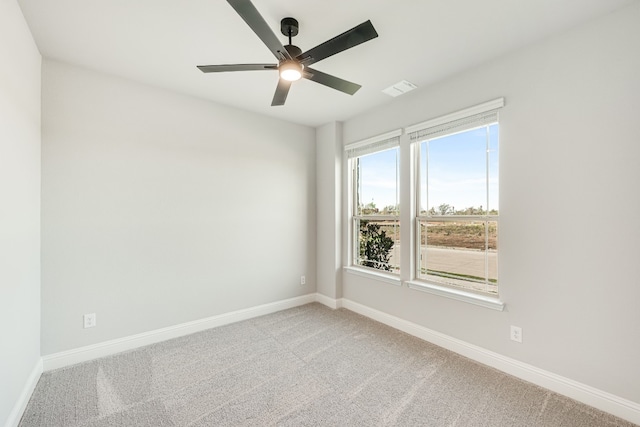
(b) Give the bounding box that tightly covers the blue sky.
[358,124,498,213]
[358,147,399,211]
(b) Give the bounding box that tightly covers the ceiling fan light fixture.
[197,0,379,106]
[279,60,303,81]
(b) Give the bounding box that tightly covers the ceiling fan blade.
[304,68,361,95]
[297,20,378,66]
[227,0,292,61]
[197,64,277,73]
[271,79,292,106]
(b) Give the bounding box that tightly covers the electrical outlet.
[84,313,96,329]
[510,325,522,343]
[300,275,306,285]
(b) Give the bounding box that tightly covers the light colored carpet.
[20,303,636,426]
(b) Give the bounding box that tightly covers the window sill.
[344,266,401,287]
[405,280,505,311]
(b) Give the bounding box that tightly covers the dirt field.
[422,222,497,250]
[364,220,497,251]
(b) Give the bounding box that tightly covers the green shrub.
[359,221,394,271]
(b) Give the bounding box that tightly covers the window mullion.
[413,140,421,281]
[485,125,490,286]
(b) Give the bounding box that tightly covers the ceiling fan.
[197,0,379,106]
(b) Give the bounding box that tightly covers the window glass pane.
[357,147,399,216]
[356,219,400,273]
[425,127,487,216]
[488,124,499,215]
[418,220,496,294]
[415,119,499,295]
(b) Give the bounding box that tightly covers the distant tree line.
[360,201,497,216]
[427,203,498,216]
[360,201,399,215]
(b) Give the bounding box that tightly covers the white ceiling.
[18,0,635,127]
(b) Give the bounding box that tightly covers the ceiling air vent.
[382,80,417,97]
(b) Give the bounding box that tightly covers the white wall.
[0,0,42,425]
[41,60,316,355]
[316,122,342,300]
[339,3,640,404]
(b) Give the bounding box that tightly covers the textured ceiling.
[18,0,636,127]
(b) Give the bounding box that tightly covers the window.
[410,104,501,295]
[344,99,503,305]
[346,131,401,274]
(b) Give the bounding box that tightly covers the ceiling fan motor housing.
[280,17,299,37]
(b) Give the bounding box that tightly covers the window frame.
[343,99,505,310]
[406,98,504,310]
[345,130,402,279]
[413,124,499,295]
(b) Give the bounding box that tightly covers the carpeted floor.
[20,303,636,426]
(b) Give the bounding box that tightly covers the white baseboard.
[341,298,640,426]
[42,294,317,371]
[314,293,343,309]
[5,358,43,427]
